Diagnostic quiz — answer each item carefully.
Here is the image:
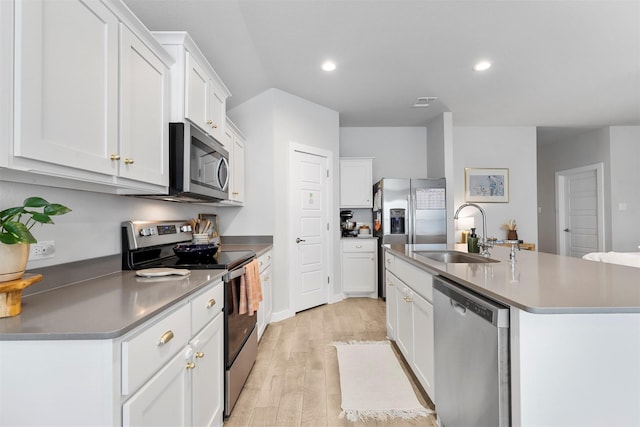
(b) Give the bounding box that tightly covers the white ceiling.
[124,0,640,142]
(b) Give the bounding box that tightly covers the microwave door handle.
[217,156,229,191]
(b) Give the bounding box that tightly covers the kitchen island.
[385,243,640,427]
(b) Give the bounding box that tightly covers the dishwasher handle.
[434,275,509,328]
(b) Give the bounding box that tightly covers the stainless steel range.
[121,220,258,418]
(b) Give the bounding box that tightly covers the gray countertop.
[0,243,273,341]
[0,269,225,340]
[386,243,640,314]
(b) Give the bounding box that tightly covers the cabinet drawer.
[122,303,190,395]
[342,239,376,253]
[395,257,433,302]
[258,250,272,272]
[191,280,224,335]
[384,251,396,273]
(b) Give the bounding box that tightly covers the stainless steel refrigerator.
[373,178,447,298]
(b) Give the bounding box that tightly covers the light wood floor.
[223,298,438,427]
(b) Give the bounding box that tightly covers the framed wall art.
[464,168,509,203]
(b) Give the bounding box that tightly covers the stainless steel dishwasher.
[433,276,510,427]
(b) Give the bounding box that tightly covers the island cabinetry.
[123,279,224,427]
[2,0,172,193]
[152,31,230,143]
[257,250,273,340]
[384,253,436,400]
[341,238,377,295]
[340,157,373,208]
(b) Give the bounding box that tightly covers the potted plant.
[0,197,71,281]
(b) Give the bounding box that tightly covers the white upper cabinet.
[340,158,373,208]
[227,118,245,204]
[2,0,174,194]
[120,25,169,187]
[153,32,230,144]
[13,0,119,175]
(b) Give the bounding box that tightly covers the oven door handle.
[226,266,246,281]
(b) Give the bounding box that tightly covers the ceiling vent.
[412,96,438,108]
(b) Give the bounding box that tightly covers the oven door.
[224,266,258,367]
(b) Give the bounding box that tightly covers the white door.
[291,148,329,312]
[557,164,604,257]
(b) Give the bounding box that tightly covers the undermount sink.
[415,250,499,264]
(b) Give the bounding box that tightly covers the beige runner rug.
[333,340,432,422]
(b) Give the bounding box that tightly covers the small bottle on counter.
[467,227,479,253]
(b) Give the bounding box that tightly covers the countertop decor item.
[333,340,432,422]
[0,273,43,317]
[0,197,71,282]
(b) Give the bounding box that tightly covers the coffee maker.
[340,210,357,237]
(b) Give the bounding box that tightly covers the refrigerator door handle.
[407,193,414,245]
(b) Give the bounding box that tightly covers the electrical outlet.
[30,240,55,259]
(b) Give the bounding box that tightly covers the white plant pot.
[0,243,30,282]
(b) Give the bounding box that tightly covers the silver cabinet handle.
[296,238,306,243]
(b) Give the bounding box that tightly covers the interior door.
[291,149,329,312]
[557,165,602,257]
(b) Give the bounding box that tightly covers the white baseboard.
[270,308,295,323]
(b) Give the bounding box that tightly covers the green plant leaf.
[44,204,72,216]
[2,221,36,243]
[23,197,49,208]
[0,233,20,244]
[29,212,54,225]
[0,206,25,219]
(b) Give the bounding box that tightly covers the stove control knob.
[140,227,156,237]
[180,225,192,233]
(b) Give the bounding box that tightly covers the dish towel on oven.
[239,259,262,315]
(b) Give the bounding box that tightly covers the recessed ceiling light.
[473,61,492,71]
[322,61,336,72]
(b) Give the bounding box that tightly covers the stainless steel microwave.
[162,122,229,202]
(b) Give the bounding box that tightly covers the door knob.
[563,228,570,232]
[296,238,306,243]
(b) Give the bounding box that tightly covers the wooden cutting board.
[0,273,43,318]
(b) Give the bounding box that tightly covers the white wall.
[339,127,427,182]
[608,127,639,251]
[536,128,612,253]
[0,181,216,269]
[227,88,340,318]
[452,126,538,245]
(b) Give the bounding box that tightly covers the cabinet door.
[120,25,168,186]
[340,159,373,208]
[191,314,224,427]
[184,51,210,134]
[258,264,272,340]
[412,291,436,400]
[395,285,414,360]
[385,271,398,340]
[14,0,118,174]
[208,82,226,142]
[343,253,376,293]
[230,137,245,202]
[123,349,190,427]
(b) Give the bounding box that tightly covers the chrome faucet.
[454,203,492,256]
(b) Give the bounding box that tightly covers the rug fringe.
[339,407,434,422]
[332,340,390,346]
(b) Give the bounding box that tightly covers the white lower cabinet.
[385,270,398,340]
[342,238,377,295]
[257,250,273,340]
[123,347,190,426]
[385,256,436,401]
